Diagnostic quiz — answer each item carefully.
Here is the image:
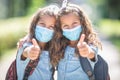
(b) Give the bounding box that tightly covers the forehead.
[40,15,56,20]
[60,12,79,21]
[38,15,56,23]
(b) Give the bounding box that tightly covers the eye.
[48,25,55,30]
[72,21,80,27]
[62,25,69,29]
[38,22,45,27]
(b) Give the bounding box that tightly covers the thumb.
[79,34,85,43]
[77,34,85,46]
[32,38,39,47]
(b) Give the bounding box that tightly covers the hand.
[77,34,94,59]
[26,38,40,60]
[17,35,30,48]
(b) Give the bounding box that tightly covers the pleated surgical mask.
[63,25,82,41]
[35,25,54,42]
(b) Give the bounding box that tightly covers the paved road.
[99,36,120,80]
[0,51,16,80]
[0,37,120,80]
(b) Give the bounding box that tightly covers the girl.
[51,3,102,80]
[16,5,59,80]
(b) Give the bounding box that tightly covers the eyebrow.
[73,20,80,23]
[38,19,44,23]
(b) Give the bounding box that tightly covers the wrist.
[21,47,29,60]
[21,53,27,60]
[88,49,95,61]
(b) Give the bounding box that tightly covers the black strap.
[79,56,95,80]
[94,55,110,80]
[23,59,39,80]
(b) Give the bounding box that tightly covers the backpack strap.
[23,59,39,80]
[94,55,110,80]
[6,50,19,80]
[5,59,17,80]
[21,42,39,80]
[79,56,95,80]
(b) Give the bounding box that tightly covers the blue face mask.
[35,25,54,42]
[63,25,82,41]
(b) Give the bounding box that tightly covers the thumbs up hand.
[77,34,95,59]
[26,38,40,60]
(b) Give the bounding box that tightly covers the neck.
[69,40,78,47]
[38,42,46,50]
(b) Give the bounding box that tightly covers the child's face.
[37,15,56,30]
[60,13,80,30]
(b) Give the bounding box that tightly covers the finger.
[32,38,39,47]
[79,34,85,43]
[29,54,39,60]
[17,36,27,48]
[31,57,37,60]
[17,42,19,48]
[30,50,39,55]
[80,52,89,57]
[17,41,23,48]
[79,47,87,52]
[19,37,26,44]
[77,34,85,47]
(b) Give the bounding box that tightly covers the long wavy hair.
[50,3,102,67]
[28,5,60,66]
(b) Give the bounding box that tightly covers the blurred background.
[0,0,120,80]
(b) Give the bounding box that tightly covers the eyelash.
[62,22,79,29]
[38,22,45,27]
[49,26,54,30]
[62,25,69,29]
[73,22,79,25]
[38,23,54,30]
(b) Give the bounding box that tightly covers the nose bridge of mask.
[37,25,54,32]
[62,25,82,41]
[63,25,82,31]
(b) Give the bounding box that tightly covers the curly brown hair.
[27,5,60,66]
[50,3,102,67]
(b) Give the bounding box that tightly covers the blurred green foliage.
[27,0,46,15]
[0,0,46,19]
[99,19,120,36]
[0,0,120,58]
[89,0,120,19]
[0,48,16,60]
[0,17,29,56]
[99,19,120,51]
[0,0,46,57]
[110,36,120,52]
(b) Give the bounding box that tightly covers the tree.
[0,0,45,19]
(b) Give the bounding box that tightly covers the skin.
[22,15,56,60]
[60,13,95,59]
